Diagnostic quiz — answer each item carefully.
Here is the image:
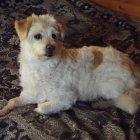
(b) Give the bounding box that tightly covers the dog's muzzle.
[46,44,55,57]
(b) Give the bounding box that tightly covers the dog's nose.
[46,44,55,57]
[46,44,55,51]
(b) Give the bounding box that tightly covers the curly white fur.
[0,14,140,116]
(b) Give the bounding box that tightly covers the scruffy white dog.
[0,14,140,116]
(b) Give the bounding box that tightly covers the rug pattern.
[0,0,140,139]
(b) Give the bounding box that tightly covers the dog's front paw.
[34,107,45,114]
[34,100,73,115]
[34,102,50,114]
[0,109,9,117]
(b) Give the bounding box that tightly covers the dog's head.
[15,14,65,58]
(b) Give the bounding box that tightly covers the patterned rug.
[0,0,140,139]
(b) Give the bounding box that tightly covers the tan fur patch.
[55,17,65,40]
[59,48,78,62]
[114,90,139,114]
[92,48,103,68]
[15,16,33,40]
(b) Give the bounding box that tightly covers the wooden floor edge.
[91,0,140,19]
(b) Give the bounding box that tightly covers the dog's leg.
[35,90,77,114]
[113,88,140,114]
[35,92,76,114]
[35,99,75,114]
[97,79,140,114]
[98,79,126,99]
[0,96,28,116]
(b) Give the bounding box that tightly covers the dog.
[0,14,140,116]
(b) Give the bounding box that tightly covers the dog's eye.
[34,34,42,40]
[52,34,57,39]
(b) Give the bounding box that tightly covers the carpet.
[0,0,140,139]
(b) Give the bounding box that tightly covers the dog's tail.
[114,63,140,114]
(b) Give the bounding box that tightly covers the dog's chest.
[20,61,62,102]
[20,57,97,102]
[23,62,58,85]
[20,60,74,92]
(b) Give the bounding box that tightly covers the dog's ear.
[56,18,65,41]
[15,17,32,40]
